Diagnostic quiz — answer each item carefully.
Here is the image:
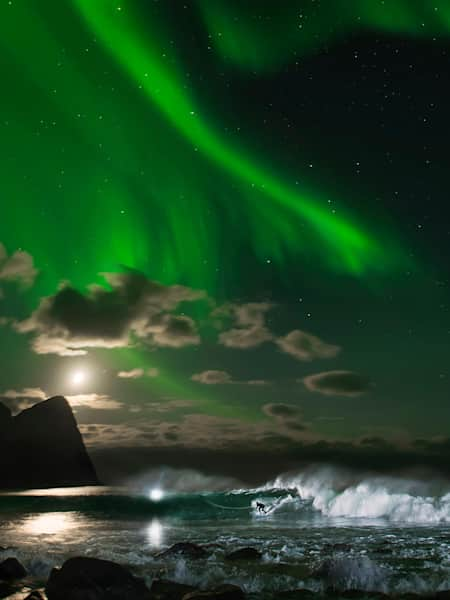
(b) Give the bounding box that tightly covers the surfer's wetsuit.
[256,502,267,514]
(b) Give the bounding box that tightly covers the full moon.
[71,370,87,386]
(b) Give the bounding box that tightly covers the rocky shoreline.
[0,543,449,600]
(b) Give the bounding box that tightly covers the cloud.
[149,314,200,348]
[217,302,273,349]
[263,403,300,419]
[263,402,308,432]
[118,368,144,379]
[219,326,272,349]
[0,388,122,413]
[191,370,232,385]
[216,303,341,368]
[0,243,38,288]
[0,387,46,414]
[191,370,269,386]
[2,387,46,400]
[80,407,317,453]
[143,399,192,413]
[276,330,340,361]
[17,332,124,357]
[80,413,306,450]
[118,367,159,379]
[67,393,123,410]
[15,270,205,356]
[302,370,371,396]
[139,398,192,413]
[79,423,147,447]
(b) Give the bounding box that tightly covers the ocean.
[0,466,449,598]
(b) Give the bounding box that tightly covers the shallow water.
[0,467,449,597]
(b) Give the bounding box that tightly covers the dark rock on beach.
[158,542,208,559]
[150,578,197,599]
[0,557,27,580]
[149,579,246,600]
[225,547,262,561]
[182,584,246,599]
[45,556,151,600]
[0,582,17,599]
[0,396,99,490]
[25,592,46,600]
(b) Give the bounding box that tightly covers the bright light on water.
[150,488,164,501]
[147,518,163,548]
[22,512,77,535]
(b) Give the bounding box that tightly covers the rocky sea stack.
[0,396,99,489]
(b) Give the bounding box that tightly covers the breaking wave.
[259,465,450,523]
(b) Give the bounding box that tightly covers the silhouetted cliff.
[0,396,99,489]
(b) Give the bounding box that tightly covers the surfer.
[256,501,267,514]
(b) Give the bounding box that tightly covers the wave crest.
[261,466,450,522]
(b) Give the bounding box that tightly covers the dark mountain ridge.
[0,396,99,489]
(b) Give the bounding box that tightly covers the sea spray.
[260,465,450,523]
[124,467,242,494]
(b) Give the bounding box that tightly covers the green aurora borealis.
[0,0,449,477]
[1,0,420,294]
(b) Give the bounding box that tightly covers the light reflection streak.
[147,518,164,549]
[21,512,79,536]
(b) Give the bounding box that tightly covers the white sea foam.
[259,466,450,523]
[314,555,389,592]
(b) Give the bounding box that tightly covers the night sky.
[1,0,449,482]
